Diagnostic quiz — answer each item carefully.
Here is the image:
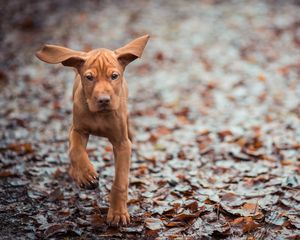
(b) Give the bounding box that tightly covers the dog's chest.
[80,114,119,138]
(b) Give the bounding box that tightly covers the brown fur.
[36,35,149,225]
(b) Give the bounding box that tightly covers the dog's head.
[36,35,149,112]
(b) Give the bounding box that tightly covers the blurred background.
[0,0,300,239]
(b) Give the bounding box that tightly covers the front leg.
[68,126,98,189]
[107,138,132,225]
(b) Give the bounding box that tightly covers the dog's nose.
[97,95,111,105]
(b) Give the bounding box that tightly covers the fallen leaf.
[90,214,106,228]
[282,176,300,189]
[164,221,185,227]
[145,218,164,231]
[221,202,262,218]
[0,171,18,178]
[120,225,144,233]
[162,226,187,236]
[231,216,260,235]
[220,192,245,207]
[265,211,290,227]
[184,199,199,212]
[44,222,81,238]
[48,188,64,201]
[172,210,200,221]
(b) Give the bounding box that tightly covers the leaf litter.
[0,0,300,239]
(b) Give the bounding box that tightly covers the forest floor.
[0,0,300,239]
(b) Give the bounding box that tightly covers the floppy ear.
[36,44,86,68]
[115,35,150,68]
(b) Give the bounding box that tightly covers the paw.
[68,163,99,189]
[107,208,130,226]
[107,185,130,225]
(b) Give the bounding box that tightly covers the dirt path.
[1,0,300,239]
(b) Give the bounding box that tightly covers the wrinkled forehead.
[84,49,119,72]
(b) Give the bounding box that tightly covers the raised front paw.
[68,163,99,189]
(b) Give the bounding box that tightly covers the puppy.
[36,35,149,225]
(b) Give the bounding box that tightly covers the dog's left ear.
[115,35,150,68]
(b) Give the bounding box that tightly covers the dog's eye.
[111,72,119,81]
[85,74,94,81]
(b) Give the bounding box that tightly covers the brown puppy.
[36,35,149,225]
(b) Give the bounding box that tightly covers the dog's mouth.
[97,104,112,112]
[99,108,112,113]
[87,100,113,113]
[87,98,116,113]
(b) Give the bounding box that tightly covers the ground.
[0,0,300,239]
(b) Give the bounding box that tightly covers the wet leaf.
[220,192,245,207]
[162,226,187,236]
[48,188,64,201]
[0,171,18,178]
[231,217,260,235]
[90,214,106,228]
[222,202,262,218]
[289,215,300,229]
[265,211,290,227]
[282,176,300,189]
[120,225,144,233]
[172,210,200,221]
[164,221,185,227]
[184,199,199,212]
[44,222,81,238]
[144,218,164,231]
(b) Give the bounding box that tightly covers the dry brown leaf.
[172,210,200,221]
[91,214,106,227]
[231,216,260,234]
[0,171,18,178]
[222,202,263,218]
[220,192,245,207]
[164,221,185,227]
[184,199,199,212]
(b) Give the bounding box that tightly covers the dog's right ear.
[36,45,86,68]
